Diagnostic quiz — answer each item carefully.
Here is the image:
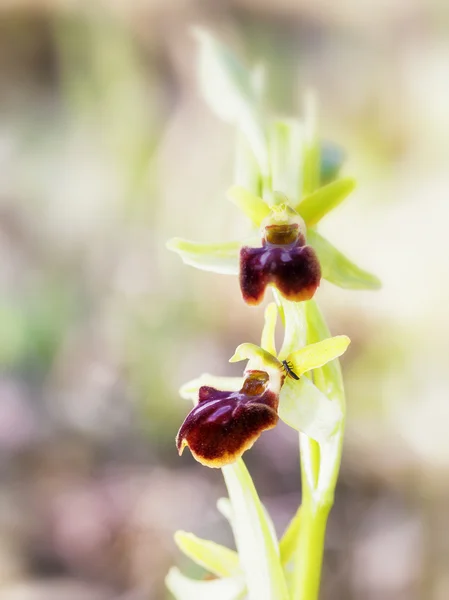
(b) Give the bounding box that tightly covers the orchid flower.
[177,302,349,467]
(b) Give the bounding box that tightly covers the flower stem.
[293,495,331,600]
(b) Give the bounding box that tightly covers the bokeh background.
[1,1,449,599]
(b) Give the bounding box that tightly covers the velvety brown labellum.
[176,371,279,468]
[240,224,321,305]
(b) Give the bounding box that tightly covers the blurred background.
[0,1,449,599]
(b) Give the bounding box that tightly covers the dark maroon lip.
[239,236,321,306]
[176,371,280,467]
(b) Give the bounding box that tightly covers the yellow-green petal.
[229,343,281,370]
[222,459,289,600]
[296,177,355,226]
[287,335,350,377]
[260,303,278,356]
[227,185,271,227]
[307,229,381,290]
[167,238,240,275]
[278,376,342,442]
[166,567,245,600]
[174,531,240,579]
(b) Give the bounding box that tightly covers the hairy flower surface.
[240,221,321,305]
[177,370,281,468]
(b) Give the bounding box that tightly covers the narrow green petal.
[174,531,240,578]
[278,377,342,442]
[229,343,281,371]
[167,238,239,275]
[260,303,278,356]
[296,177,355,227]
[193,28,269,175]
[180,374,243,403]
[307,229,381,290]
[222,459,289,600]
[227,186,270,227]
[166,567,245,600]
[288,336,350,377]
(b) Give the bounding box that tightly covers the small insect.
[282,360,300,380]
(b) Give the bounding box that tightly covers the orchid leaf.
[288,335,350,377]
[297,177,355,226]
[180,375,243,404]
[166,567,245,600]
[278,376,342,442]
[222,459,289,600]
[307,229,381,290]
[174,531,240,579]
[167,238,240,275]
[193,28,269,176]
[260,303,278,356]
[227,185,270,227]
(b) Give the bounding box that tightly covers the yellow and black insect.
[282,360,300,380]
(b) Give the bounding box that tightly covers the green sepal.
[307,229,381,290]
[227,185,270,227]
[166,238,240,275]
[222,459,289,600]
[278,376,342,442]
[174,531,241,578]
[296,177,355,226]
[166,567,245,600]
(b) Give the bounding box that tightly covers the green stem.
[293,497,331,600]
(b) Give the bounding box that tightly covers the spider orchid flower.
[167,179,380,307]
[176,303,350,467]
